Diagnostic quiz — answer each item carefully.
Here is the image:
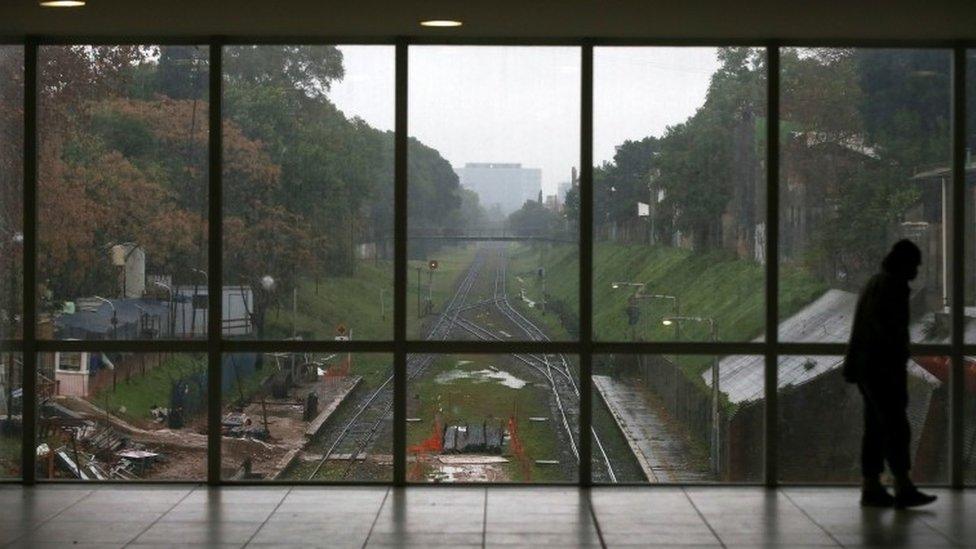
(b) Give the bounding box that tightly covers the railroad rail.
[490,245,618,483]
[307,250,487,479]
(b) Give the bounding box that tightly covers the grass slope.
[89,354,206,425]
[510,242,826,373]
[265,245,479,341]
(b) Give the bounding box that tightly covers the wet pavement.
[594,374,711,483]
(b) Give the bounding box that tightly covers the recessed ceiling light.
[420,19,463,28]
[40,0,87,6]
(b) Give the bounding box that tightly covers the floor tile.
[0,485,970,548]
[132,519,263,545]
[16,519,153,544]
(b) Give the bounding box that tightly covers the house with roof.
[704,289,976,481]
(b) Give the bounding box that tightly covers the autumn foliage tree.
[26,44,465,338]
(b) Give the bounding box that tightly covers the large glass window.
[38,45,210,340]
[407,46,580,341]
[222,46,394,341]
[7,42,972,487]
[779,48,951,344]
[593,47,767,342]
[36,352,207,481]
[221,352,392,481]
[406,353,580,483]
[594,353,763,483]
[0,46,22,341]
[778,354,948,484]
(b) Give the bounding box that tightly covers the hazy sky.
[328,46,720,194]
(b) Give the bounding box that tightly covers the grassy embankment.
[88,354,207,426]
[264,244,478,342]
[508,242,826,376]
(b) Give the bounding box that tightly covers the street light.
[661,315,721,476]
[189,268,208,337]
[611,282,647,341]
[610,281,645,292]
[153,281,175,337]
[640,293,680,338]
[93,296,118,339]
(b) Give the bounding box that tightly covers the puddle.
[435,367,528,389]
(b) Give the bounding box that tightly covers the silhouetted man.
[844,239,936,508]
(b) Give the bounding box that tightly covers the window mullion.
[207,39,223,486]
[764,44,781,488]
[21,37,38,486]
[579,42,594,487]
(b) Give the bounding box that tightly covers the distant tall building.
[557,181,572,202]
[456,162,542,215]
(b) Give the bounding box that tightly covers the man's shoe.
[860,488,895,508]
[894,489,937,509]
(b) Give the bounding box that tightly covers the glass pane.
[1,352,22,479]
[222,352,392,482]
[37,352,206,480]
[779,48,951,344]
[407,354,580,483]
[966,50,976,348]
[222,46,394,341]
[963,49,976,485]
[38,45,209,340]
[778,355,948,484]
[967,356,976,484]
[593,47,767,342]
[407,46,580,341]
[594,353,763,483]
[0,47,23,340]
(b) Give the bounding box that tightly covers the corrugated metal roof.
[705,289,944,405]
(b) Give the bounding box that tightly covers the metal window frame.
[3,36,969,488]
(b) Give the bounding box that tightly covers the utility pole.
[416,266,423,319]
[427,269,433,315]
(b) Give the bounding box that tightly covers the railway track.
[307,242,618,483]
[488,245,618,483]
[307,250,487,479]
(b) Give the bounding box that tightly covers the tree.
[0,47,23,335]
[656,47,765,250]
[508,200,562,236]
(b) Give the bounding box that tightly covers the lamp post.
[415,266,423,319]
[611,282,646,341]
[662,315,720,476]
[190,268,207,337]
[641,294,680,340]
[153,281,175,338]
[93,295,117,339]
[251,274,275,340]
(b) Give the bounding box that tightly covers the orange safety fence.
[324,354,351,379]
[407,414,443,482]
[507,414,531,482]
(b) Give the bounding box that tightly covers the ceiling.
[1,0,975,41]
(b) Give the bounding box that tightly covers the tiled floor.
[0,485,972,547]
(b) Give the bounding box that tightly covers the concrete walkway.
[594,375,710,483]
